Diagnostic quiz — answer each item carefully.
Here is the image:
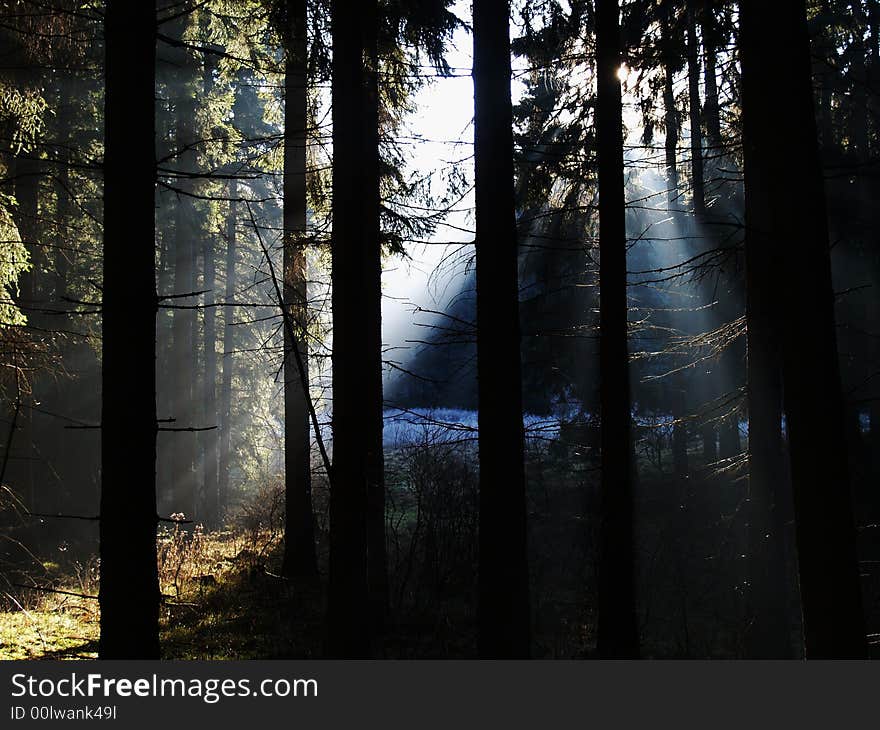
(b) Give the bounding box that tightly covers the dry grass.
[0,493,286,660]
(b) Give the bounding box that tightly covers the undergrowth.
[0,482,308,660]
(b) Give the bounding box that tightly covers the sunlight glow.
[617,63,631,84]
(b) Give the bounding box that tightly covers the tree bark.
[740,0,866,658]
[326,0,383,658]
[740,3,792,656]
[202,233,218,525]
[700,1,722,153]
[218,180,237,520]
[199,35,218,526]
[281,0,319,583]
[595,0,639,658]
[473,0,531,659]
[99,0,159,659]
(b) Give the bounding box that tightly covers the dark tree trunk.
[473,0,531,659]
[741,0,866,659]
[866,1,880,554]
[595,0,639,659]
[740,5,792,656]
[362,7,389,634]
[700,1,722,153]
[99,0,159,659]
[326,0,383,658]
[191,201,204,521]
[199,39,218,527]
[281,0,319,583]
[202,234,218,525]
[155,110,174,516]
[218,180,237,519]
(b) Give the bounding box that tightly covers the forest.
[0,0,877,660]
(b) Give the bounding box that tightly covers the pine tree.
[595,0,639,659]
[99,0,160,659]
[326,0,383,657]
[473,0,531,659]
[280,0,319,583]
[741,0,866,658]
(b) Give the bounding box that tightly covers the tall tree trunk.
[700,1,722,153]
[362,6,388,634]
[202,234,218,525]
[155,111,174,516]
[326,0,382,658]
[218,180,237,520]
[191,204,204,520]
[739,2,792,657]
[170,32,197,520]
[281,0,319,583]
[199,35,218,526]
[741,0,866,658]
[864,0,880,564]
[595,0,639,658]
[473,0,530,659]
[99,0,159,659]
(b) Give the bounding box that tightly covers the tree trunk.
[700,0,722,153]
[218,180,237,520]
[281,0,319,583]
[199,36,218,527]
[740,4,792,656]
[740,0,866,658]
[202,234,218,525]
[595,0,639,658]
[362,5,389,635]
[170,26,197,520]
[473,0,531,659]
[99,0,159,659]
[326,0,382,658]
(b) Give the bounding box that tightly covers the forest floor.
[0,522,330,660]
[8,431,872,659]
[0,439,594,659]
